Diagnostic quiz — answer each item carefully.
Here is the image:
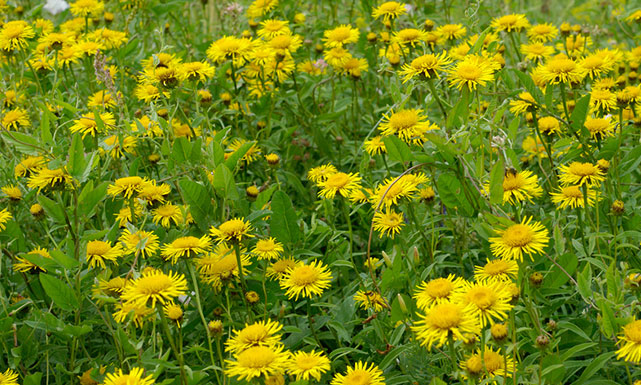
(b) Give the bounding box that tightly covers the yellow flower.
[616,319,641,363]
[584,116,615,141]
[379,109,438,145]
[550,185,599,209]
[394,28,428,47]
[558,162,605,187]
[491,14,530,32]
[538,56,587,85]
[370,173,429,208]
[323,25,360,48]
[27,167,74,192]
[121,270,188,308]
[69,0,104,17]
[331,361,385,385]
[521,42,554,62]
[164,302,183,326]
[246,0,279,18]
[590,88,617,112]
[152,204,183,228]
[206,36,254,66]
[414,274,465,310]
[489,217,549,261]
[1,185,22,201]
[371,1,407,21]
[353,290,387,312]
[0,369,19,385]
[509,92,536,116]
[412,302,480,349]
[372,209,405,238]
[436,24,466,40]
[251,237,284,260]
[266,257,297,280]
[487,169,543,205]
[453,281,513,326]
[86,240,123,269]
[225,319,283,353]
[225,345,289,381]
[161,235,212,264]
[107,176,145,198]
[399,52,452,83]
[307,164,338,183]
[268,33,302,55]
[279,260,332,300]
[210,217,254,244]
[114,203,143,227]
[474,259,519,283]
[338,57,368,78]
[537,116,560,135]
[448,55,496,91]
[70,112,116,138]
[196,244,251,291]
[287,350,330,381]
[527,23,558,42]
[364,136,387,156]
[13,248,52,273]
[257,19,290,39]
[178,61,215,82]
[0,208,12,231]
[0,21,35,51]
[2,108,30,130]
[113,301,153,328]
[317,172,362,199]
[461,347,516,379]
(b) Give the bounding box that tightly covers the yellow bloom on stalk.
[266,257,297,280]
[247,0,279,18]
[27,167,74,191]
[370,173,429,208]
[448,55,496,91]
[379,109,438,145]
[527,23,558,42]
[490,169,543,205]
[2,108,30,130]
[87,28,128,49]
[353,290,387,312]
[491,14,530,32]
[210,217,254,244]
[114,203,143,227]
[394,28,428,47]
[109,177,149,200]
[331,361,385,385]
[538,56,587,85]
[121,270,188,308]
[225,319,283,353]
[13,248,52,273]
[521,42,554,62]
[558,162,605,187]
[372,209,405,238]
[152,204,183,228]
[206,36,254,66]
[287,350,331,381]
[268,33,303,55]
[178,61,215,82]
[225,345,289,382]
[489,217,549,261]
[164,302,183,326]
[251,237,284,260]
[509,92,536,116]
[0,208,11,231]
[412,302,480,349]
[399,52,452,83]
[338,57,368,78]
[0,21,35,51]
[590,88,617,112]
[70,112,116,138]
[616,319,641,363]
[257,19,290,39]
[69,0,104,17]
[196,244,251,291]
[580,51,617,79]
[584,116,615,141]
[113,301,153,328]
[1,185,21,201]
[537,116,560,135]
[279,260,332,300]
[0,369,19,385]
[371,1,407,21]
[323,25,359,48]
[307,164,338,183]
[550,185,599,209]
[364,136,387,156]
[461,347,516,380]
[87,90,119,110]
[436,24,467,41]
[453,281,513,326]
[161,235,212,264]
[86,240,123,269]
[317,172,362,199]
[414,274,465,310]
[626,10,641,23]
[134,83,168,102]
[474,259,518,283]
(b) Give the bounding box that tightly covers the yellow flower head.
[225,319,283,353]
[453,280,514,326]
[412,302,480,349]
[414,274,466,310]
[489,217,549,261]
[121,270,188,308]
[161,235,212,264]
[86,240,123,269]
[279,260,332,300]
[210,217,254,244]
[372,1,407,21]
[287,350,331,381]
[399,52,452,83]
[331,361,385,385]
[616,319,641,363]
[225,345,289,381]
[251,237,284,260]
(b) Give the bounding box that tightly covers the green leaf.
[179,179,212,232]
[37,195,65,223]
[573,352,615,385]
[436,173,475,217]
[39,106,53,145]
[382,136,412,164]
[598,298,616,338]
[269,190,301,244]
[513,69,544,105]
[446,88,470,128]
[21,253,58,272]
[50,250,79,270]
[547,252,578,288]
[1,131,41,155]
[212,164,239,200]
[469,27,491,54]
[23,373,43,385]
[577,264,593,303]
[379,345,411,370]
[489,160,504,205]
[39,274,78,311]
[68,134,86,180]
[571,94,591,135]
[78,181,108,217]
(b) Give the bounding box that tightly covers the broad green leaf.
[212,163,239,200]
[571,94,591,135]
[224,140,255,170]
[489,159,504,205]
[436,173,475,217]
[37,194,65,223]
[382,135,412,164]
[547,252,578,288]
[513,69,544,105]
[68,134,86,180]
[78,181,108,217]
[597,298,616,338]
[577,264,593,303]
[50,250,79,270]
[1,131,41,155]
[179,179,212,232]
[39,274,78,311]
[269,190,301,244]
[573,352,615,385]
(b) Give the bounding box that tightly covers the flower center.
[466,287,497,310]
[561,186,583,199]
[484,351,503,372]
[426,278,453,298]
[502,173,525,192]
[343,370,372,385]
[568,162,597,176]
[457,64,482,80]
[324,173,351,189]
[483,260,511,275]
[236,346,276,368]
[428,303,462,329]
[389,110,418,129]
[502,224,534,247]
[291,265,319,285]
[138,275,172,294]
[87,241,110,256]
[173,236,201,249]
[295,356,319,370]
